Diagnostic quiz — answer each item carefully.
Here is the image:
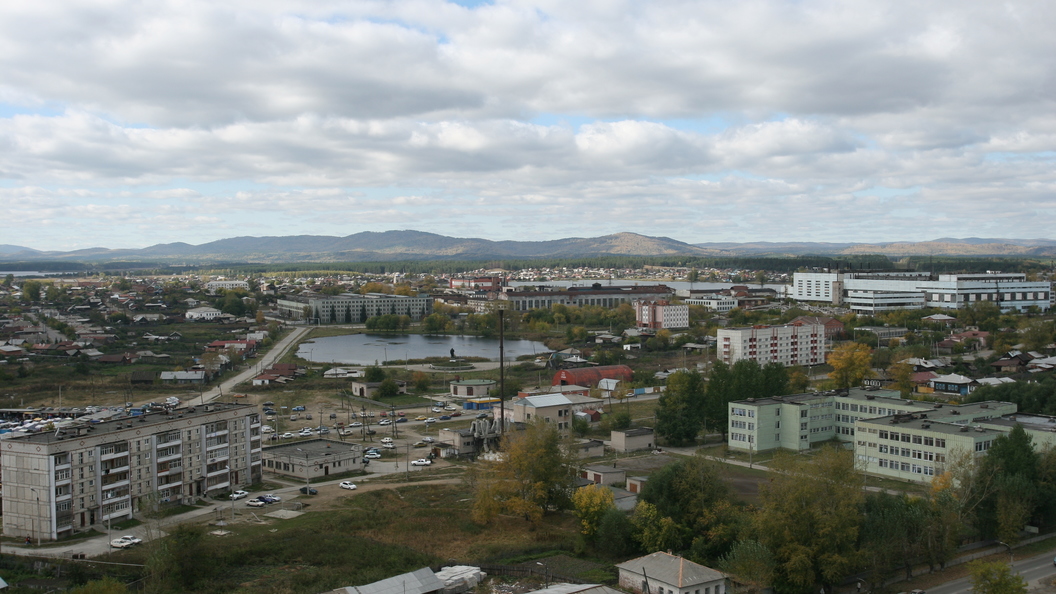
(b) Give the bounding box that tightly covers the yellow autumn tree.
[572,483,615,538]
[888,361,914,398]
[470,419,576,525]
[828,342,875,389]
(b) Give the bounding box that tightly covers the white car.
[110,535,141,548]
[424,418,436,424]
[349,422,363,427]
[298,430,313,437]
[261,426,274,433]
[247,499,266,507]
[382,442,396,449]
[422,437,435,443]
[229,490,249,500]
[280,432,295,439]
[339,481,357,490]
[378,419,392,426]
[431,407,443,413]
[381,437,393,444]
[411,458,432,466]
[364,452,382,459]
[444,405,457,411]
[264,493,282,502]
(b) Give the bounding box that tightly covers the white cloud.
[1,0,1055,249]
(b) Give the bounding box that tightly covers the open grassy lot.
[107,482,583,594]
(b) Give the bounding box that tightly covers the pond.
[296,333,549,366]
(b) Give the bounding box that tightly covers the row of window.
[878,430,947,448]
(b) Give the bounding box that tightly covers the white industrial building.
[792,271,1051,313]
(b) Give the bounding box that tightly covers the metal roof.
[616,552,726,587]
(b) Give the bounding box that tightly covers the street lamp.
[998,541,1014,567]
[29,487,41,546]
[295,448,311,493]
[536,561,549,588]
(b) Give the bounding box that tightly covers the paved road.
[926,548,1056,594]
[202,325,310,403]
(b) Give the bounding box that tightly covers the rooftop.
[262,439,360,458]
[5,402,256,445]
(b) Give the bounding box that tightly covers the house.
[349,380,408,399]
[159,370,206,384]
[129,370,156,385]
[929,373,978,396]
[185,307,222,321]
[616,552,727,594]
[610,427,655,453]
[990,351,1034,374]
[504,393,605,431]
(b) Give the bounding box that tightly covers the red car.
[397,411,406,417]
[450,411,462,417]
[380,411,388,417]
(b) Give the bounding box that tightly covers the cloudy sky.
[2,0,1055,251]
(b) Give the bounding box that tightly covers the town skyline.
[3,0,1055,250]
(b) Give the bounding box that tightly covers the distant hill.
[3,232,1056,264]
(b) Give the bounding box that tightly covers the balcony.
[206,429,229,439]
[157,449,182,463]
[100,448,129,462]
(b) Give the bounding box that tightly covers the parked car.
[340,481,357,490]
[350,422,363,427]
[422,437,435,443]
[280,432,295,439]
[261,426,274,433]
[299,486,318,495]
[110,535,141,548]
[424,418,436,424]
[263,401,274,406]
[230,490,249,500]
[444,405,458,411]
[382,443,396,449]
[397,411,406,417]
[439,415,451,420]
[290,415,298,421]
[381,437,393,444]
[450,411,462,417]
[476,413,489,419]
[415,415,428,421]
[411,458,432,466]
[395,417,407,423]
[247,499,266,507]
[431,407,443,413]
[380,411,388,417]
[292,406,306,411]
[298,430,313,437]
[413,441,428,448]
[330,413,337,420]
[378,419,392,425]
[364,451,382,459]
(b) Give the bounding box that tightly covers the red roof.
[552,365,633,387]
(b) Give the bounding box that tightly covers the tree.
[572,483,616,539]
[755,446,863,593]
[595,508,639,558]
[888,362,914,398]
[828,343,875,389]
[412,371,431,393]
[363,366,386,382]
[68,577,129,594]
[471,419,576,525]
[718,540,776,594]
[968,560,1027,594]
[376,378,400,399]
[423,313,450,334]
[631,501,689,553]
[655,371,706,445]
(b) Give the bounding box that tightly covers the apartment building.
[792,271,1051,313]
[634,300,690,329]
[496,283,674,312]
[276,293,432,323]
[1,403,262,541]
[725,387,1052,484]
[717,324,826,367]
[205,280,250,294]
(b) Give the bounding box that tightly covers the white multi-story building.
[792,271,1050,313]
[634,300,690,329]
[205,280,250,294]
[497,284,674,312]
[276,293,432,324]
[717,324,826,367]
[726,387,1033,484]
[185,306,223,320]
[1,403,262,541]
[684,295,737,313]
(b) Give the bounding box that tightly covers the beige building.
[610,427,655,453]
[617,552,727,594]
[261,439,363,481]
[2,402,262,541]
[503,393,605,431]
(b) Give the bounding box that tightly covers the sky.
[2,0,1056,251]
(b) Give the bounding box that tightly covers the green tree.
[376,378,400,399]
[888,361,914,398]
[68,577,129,594]
[631,501,689,553]
[655,371,706,445]
[471,419,576,524]
[572,483,616,539]
[968,560,1027,594]
[595,508,639,558]
[423,313,450,334]
[718,540,776,594]
[828,342,875,389]
[363,366,386,382]
[755,446,863,593]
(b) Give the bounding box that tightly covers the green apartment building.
[727,387,1046,484]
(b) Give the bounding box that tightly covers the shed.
[611,427,654,453]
